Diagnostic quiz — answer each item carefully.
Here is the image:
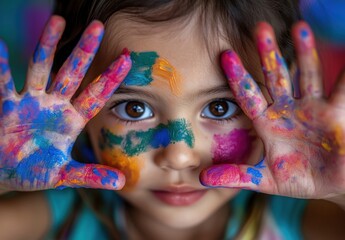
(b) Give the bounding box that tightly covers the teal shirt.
[44,189,306,240]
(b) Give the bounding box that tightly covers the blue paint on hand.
[247,167,263,185]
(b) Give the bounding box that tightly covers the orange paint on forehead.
[101,148,143,190]
[152,58,181,95]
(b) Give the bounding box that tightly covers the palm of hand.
[0,16,131,191]
[255,95,345,197]
[0,93,83,189]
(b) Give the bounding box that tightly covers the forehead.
[87,13,264,90]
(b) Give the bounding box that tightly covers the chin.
[142,189,236,229]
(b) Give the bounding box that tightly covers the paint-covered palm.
[201,21,345,199]
[0,16,131,191]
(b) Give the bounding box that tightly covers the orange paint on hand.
[152,58,181,95]
[333,125,345,155]
[264,51,277,72]
[101,148,142,190]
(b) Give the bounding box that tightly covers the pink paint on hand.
[212,128,255,164]
[200,164,251,187]
[221,50,267,119]
[272,153,309,181]
[73,51,132,120]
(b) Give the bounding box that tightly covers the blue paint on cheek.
[151,128,171,148]
[247,167,262,185]
[2,100,15,114]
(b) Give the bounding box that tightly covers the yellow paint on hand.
[264,51,277,72]
[321,141,332,152]
[333,125,345,155]
[267,110,280,120]
[296,110,308,122]
[152,58,181,96]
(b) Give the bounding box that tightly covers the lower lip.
[152,190,207,206]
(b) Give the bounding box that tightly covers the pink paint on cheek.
[212,128,255,164]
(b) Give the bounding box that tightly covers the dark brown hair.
[52,0,301,239]
[53,0,300,75]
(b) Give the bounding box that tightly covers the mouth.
[151,186,208,206]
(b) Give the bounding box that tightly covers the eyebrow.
[114,86,160,101]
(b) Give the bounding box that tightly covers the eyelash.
[108,99,150,125]
[204,98,242,124]
[109,98,242,125]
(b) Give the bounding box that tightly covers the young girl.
[1,0,345,239]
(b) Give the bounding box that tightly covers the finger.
[51,20,104,99]
[221,50,267,120]
[256,22,292,100]
[0,39,16,98]
[55,160,125,190]
[200,160,276,194]
[26,15,65,92]
[328,69,345,108]
[292,22,323,98]
[73,50,132,120]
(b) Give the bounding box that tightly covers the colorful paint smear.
[52,20,104,98]
[0,17,130,191]
[152,58,181,95]
[73,51,132,120]
[221,50,267,119]
[272,153,309,182]
[200,159,266,187]
[101,148,141,190]
[100,119,194,157]
[124,51,182,95]
[124,51,159,86]
[212,128,255,164]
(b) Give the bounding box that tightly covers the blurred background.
[0,0,344,94]
[0,0,53,91]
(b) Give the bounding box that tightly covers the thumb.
[55,160,125,190]
[199,161,274,194]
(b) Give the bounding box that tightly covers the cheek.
[100,148,142,190]
[211,128,255,164]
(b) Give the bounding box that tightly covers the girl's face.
[86,14,263,229]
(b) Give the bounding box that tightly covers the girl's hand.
[200,21,345,199]
[0,16,131,191]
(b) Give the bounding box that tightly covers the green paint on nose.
[100,119,195,156]
[123,51,159,86]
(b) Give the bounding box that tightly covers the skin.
[0,16,131,191]
[1,14,345,240]
[200,22,345,203]
[85,13,262,240]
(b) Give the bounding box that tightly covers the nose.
[155,142,200,171]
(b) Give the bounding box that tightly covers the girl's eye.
[201,99,239,120]
[111,101,153,121]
